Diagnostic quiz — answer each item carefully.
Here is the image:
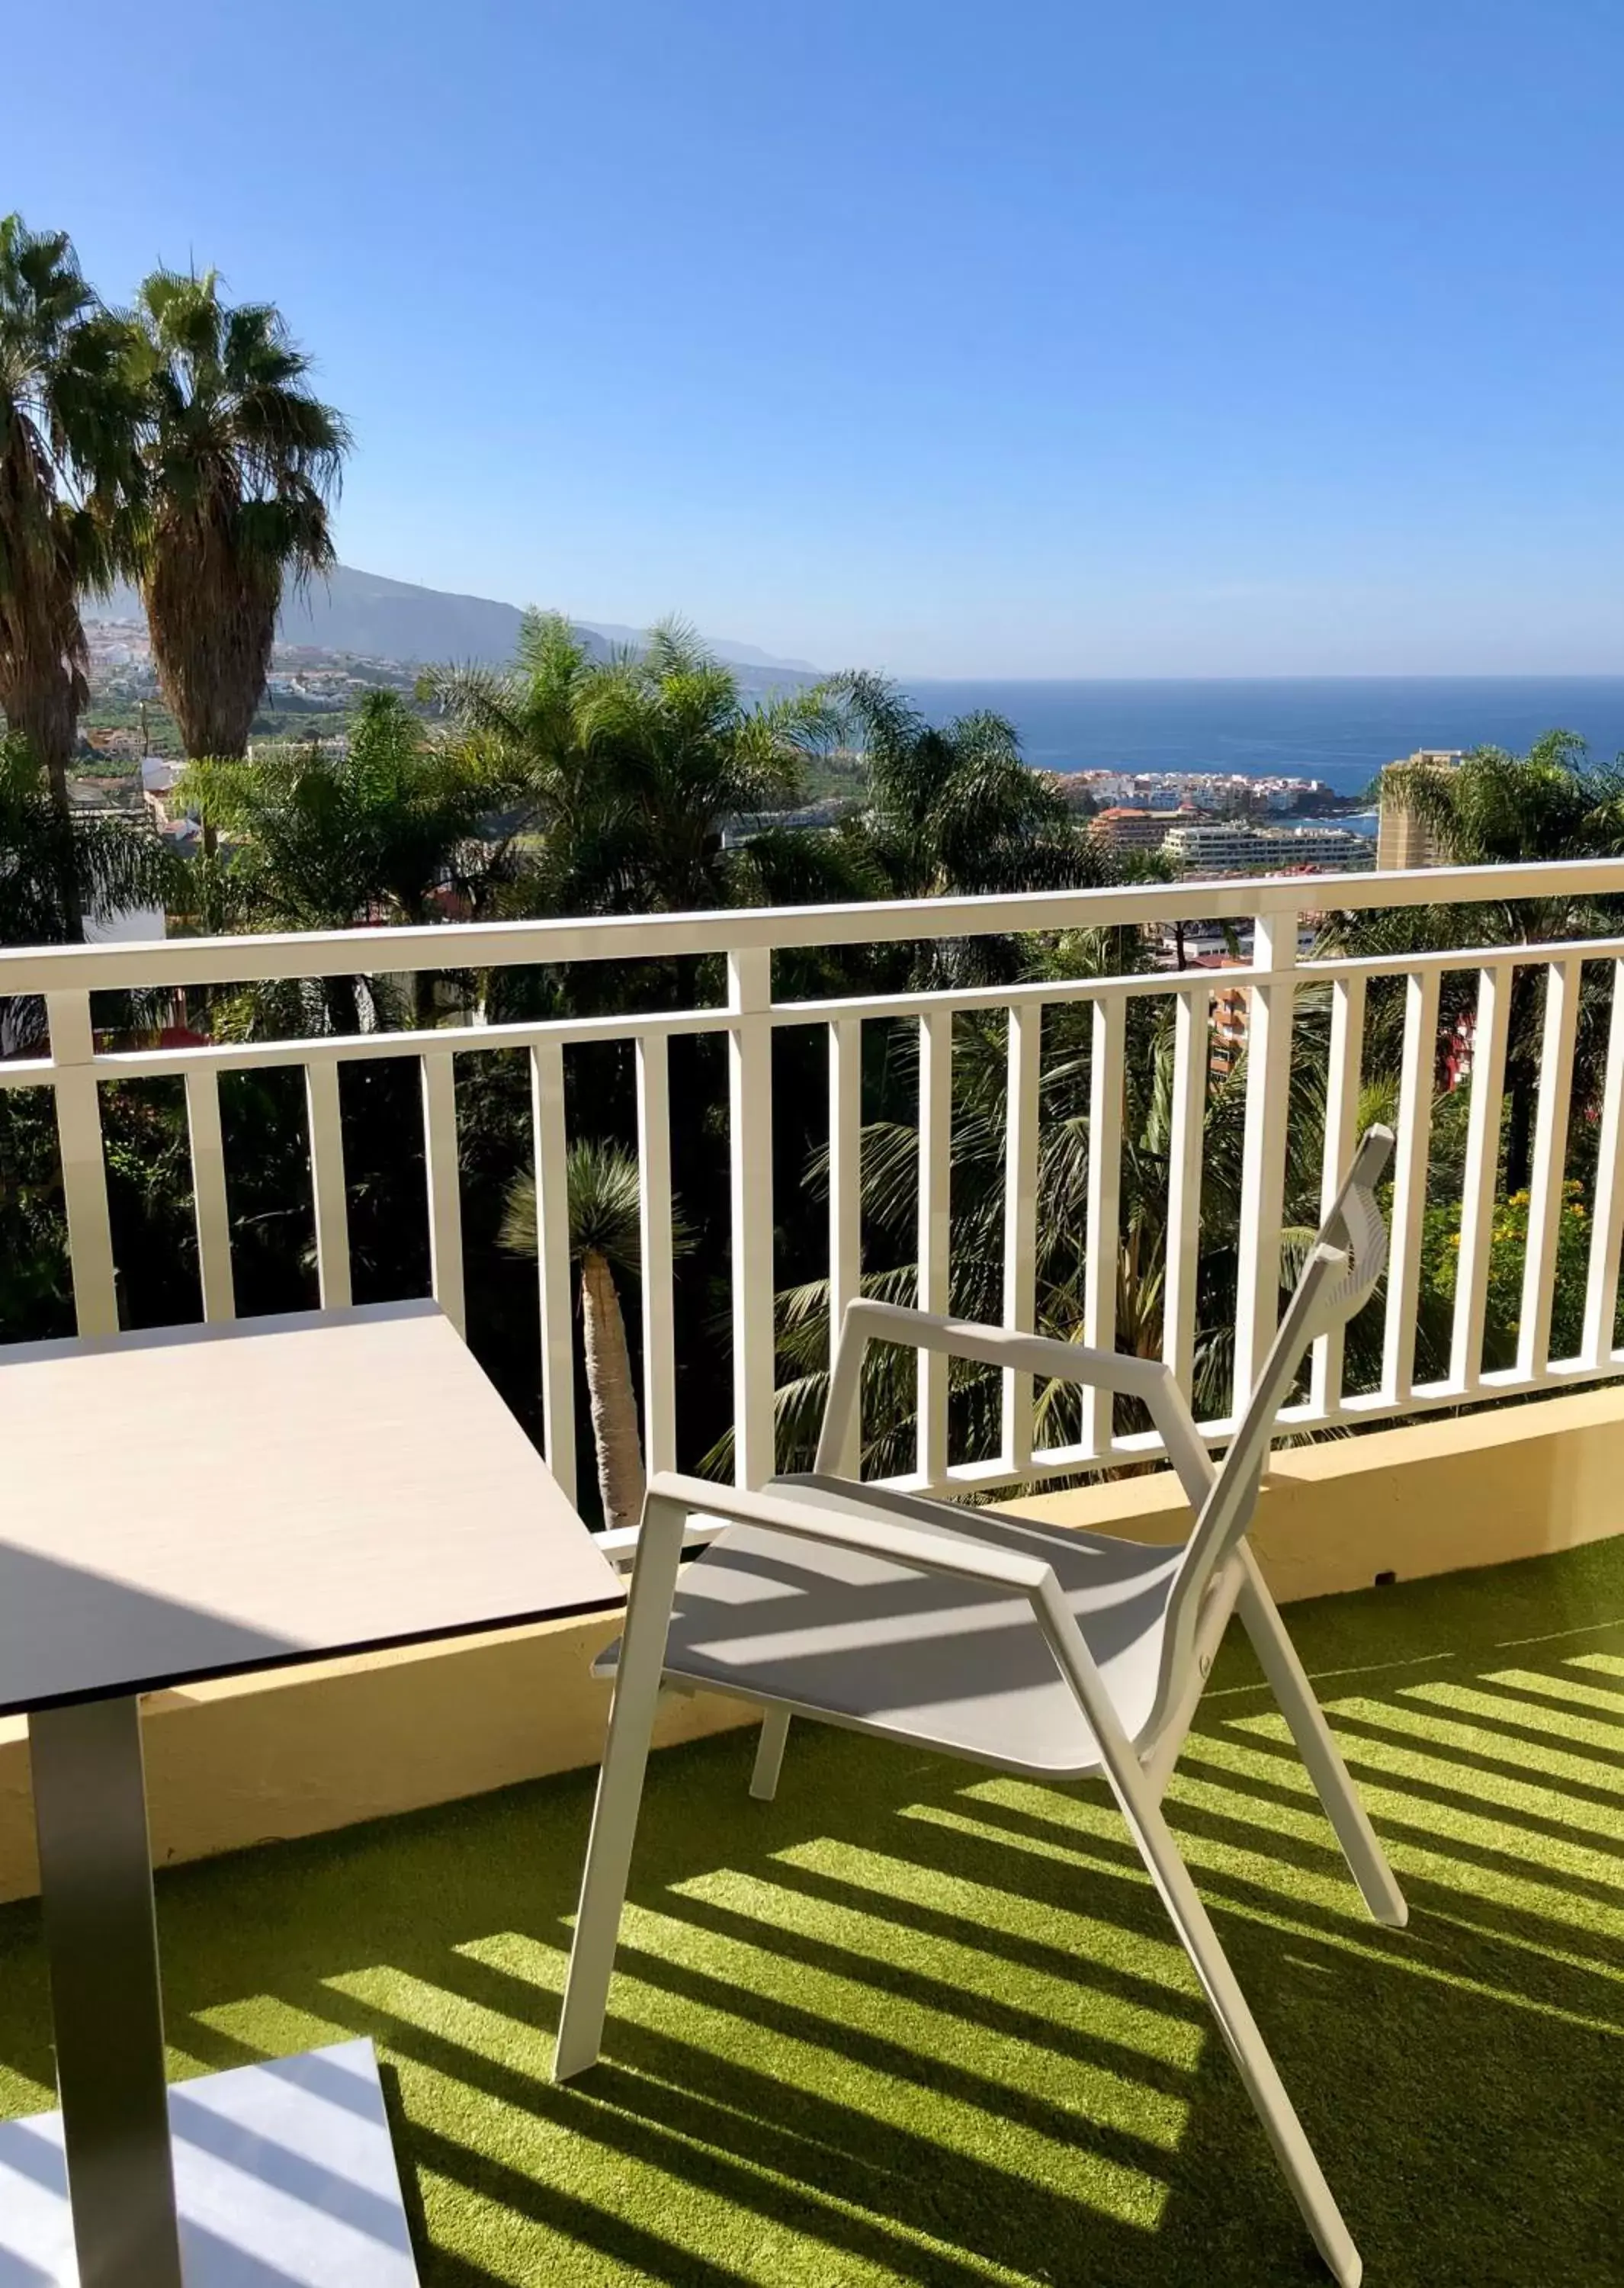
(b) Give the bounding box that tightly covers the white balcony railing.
[5,859,1624,1541]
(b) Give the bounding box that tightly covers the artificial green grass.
[2,1539,1622,2287]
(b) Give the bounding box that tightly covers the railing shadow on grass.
[414,1583,1619,2286]
[1,1548,1619,2286]
[203,1678,1624,2282]
[178,1925,1186,2288]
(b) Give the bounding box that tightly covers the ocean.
[901,676,1624,798]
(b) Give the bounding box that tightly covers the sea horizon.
[900,674,1624,797]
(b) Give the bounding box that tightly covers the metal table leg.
[29,1694,185,2288]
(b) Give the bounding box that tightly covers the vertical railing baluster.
[637,1033,676,1479]
[728,947,777,1488]
[1001,1001,1041,1472]
[1163,985,1207,1403]
[1082,995,1124,1456]
[420,1050,465,1338]
[1309,971,1364,1415]
[303,1059,351,1309]
[1233,909,1297,1412]
[1452,962,1510,1393]
[1382,967,1440,1401]
[917,1007,953,1486]
[46,991,119,1338]
[185,1065,236,1323]
[1581,959,1624,1368]
[826,1017,863,1476]
[531,1038,576,1505]
[1519,956,1581,1379]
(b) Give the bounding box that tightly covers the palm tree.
[431,615,855,920]
[129,268,348,762]
[502,1140,690,1530]
[0,217,143,841]
[0,731,183,1052]
[1385,733,1623,880]
[569,622,846,913]
[427,615,873,1026]
[830,670,1102,896]
[419,609,595,855]
[824,671,1115,986]
[0,731,178,949]
[420,609,624,946]
[1337,734,1624,1191]
[177,689,514,1033]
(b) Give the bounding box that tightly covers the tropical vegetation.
[1331,733,1624,1191]
[422,611,870,940]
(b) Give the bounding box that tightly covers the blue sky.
[14,1,1624,675]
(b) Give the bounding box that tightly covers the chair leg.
[553,1496,688,2084]
[1092,1718,1364,2288]
[1235,1546,1407,1930]
[749,1706,791,1801]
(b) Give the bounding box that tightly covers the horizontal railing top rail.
[2,855,1624,993]
[6,930,1624,1093]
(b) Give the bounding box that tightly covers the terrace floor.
[2,1539,1620,2287]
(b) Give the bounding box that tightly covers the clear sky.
[13,1,1623,676]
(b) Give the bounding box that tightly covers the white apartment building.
[1269,823,1378,870]
[1163,822,1375,879]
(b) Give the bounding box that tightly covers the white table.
[0,1300,622,2288]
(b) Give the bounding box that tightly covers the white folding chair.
[554,1126,1404,2287]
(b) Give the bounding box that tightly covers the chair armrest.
[643,1470,1054,1594]
[818,1301,1215,1505]
[835,1300,1170,1399]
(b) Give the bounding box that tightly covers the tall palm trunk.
[143,509,279,760]
[0,660,79,818]
[0,445,88,936]
[579,1245,647,1529]
[0,686,86,941]
[1504,1054,1537,1197]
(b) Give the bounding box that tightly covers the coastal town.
[74,612,1405,888]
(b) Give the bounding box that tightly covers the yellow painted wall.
[2,1383,1619,1904]
[1010,1380,1624,1600]
[0,1609,744,1907]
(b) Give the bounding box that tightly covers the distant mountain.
[569,617,821,675]
[84,564,823,686]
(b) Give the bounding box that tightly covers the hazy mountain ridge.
[83,564,824,690]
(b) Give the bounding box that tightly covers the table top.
[0,1300,623,1717]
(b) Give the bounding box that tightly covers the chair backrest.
[1147,1125,1394,1736]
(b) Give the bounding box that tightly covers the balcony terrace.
[0,859,1620,2281]
[1,1541,1617,2284]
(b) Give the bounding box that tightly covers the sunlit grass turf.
[2,1538,1621,2286]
